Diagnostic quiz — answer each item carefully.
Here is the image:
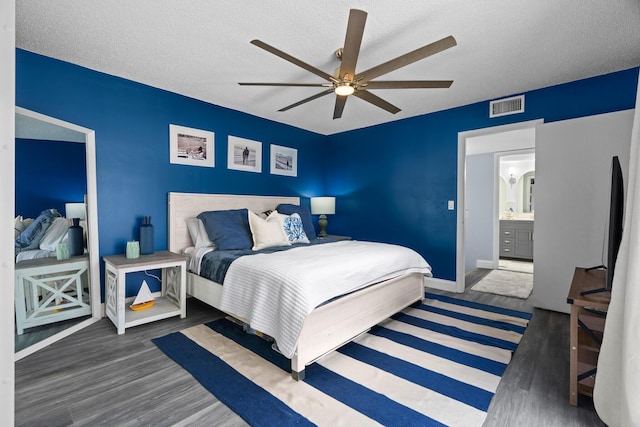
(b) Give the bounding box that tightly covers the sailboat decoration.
[130,280,155,311]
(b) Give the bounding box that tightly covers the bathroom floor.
[499,259,534,274]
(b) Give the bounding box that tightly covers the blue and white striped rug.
[153,293,532,426]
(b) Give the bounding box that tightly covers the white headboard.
[168,192,300,254]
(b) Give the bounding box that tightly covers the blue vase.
[140,216,154,255]
[67,218,84,256]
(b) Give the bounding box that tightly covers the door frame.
[456,119,542,292]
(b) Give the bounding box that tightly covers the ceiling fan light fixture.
[334,83,355,96]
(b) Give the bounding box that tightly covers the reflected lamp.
[65,202,86,220]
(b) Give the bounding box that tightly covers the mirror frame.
[15,107,101,360]
[521,170,535,213]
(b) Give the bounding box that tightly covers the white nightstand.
[104,250,186,334]
[15,254,92,335]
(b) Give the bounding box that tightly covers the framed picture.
[169,124,215,168]
[227,136,262,173]
[270,144,297,177]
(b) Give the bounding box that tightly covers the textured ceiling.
[16,1,640,135]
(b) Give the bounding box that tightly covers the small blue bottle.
[67,218,84,256]
[140,216,154,255]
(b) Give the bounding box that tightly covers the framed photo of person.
[270,144,297,177]
[227,136,262,173]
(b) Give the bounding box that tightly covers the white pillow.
[186,217,215,249]
[39,217,71,251]
[248,210,291,250]
[278,212,310,244]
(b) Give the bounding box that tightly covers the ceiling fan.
[239,9,456,119]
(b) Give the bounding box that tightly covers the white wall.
[0,0,15,423]
[465,152,496,271]
[534,110,634,313]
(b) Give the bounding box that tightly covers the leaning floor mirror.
[14,107,101,360]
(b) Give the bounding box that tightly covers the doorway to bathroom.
[457,119,541,293]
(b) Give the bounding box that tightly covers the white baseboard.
[424,277,457,292]
[476,259,495,269]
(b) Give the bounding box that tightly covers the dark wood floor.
[15,270,606,426]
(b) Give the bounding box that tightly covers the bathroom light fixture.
[509,174,517,188]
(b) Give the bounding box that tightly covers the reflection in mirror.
[14,108,100,359]
[521,171,535,213]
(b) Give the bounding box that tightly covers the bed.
[168,192,431,380]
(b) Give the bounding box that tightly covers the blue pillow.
[15,208,61,253]
[276,203,316,239]
[197,209,253,250]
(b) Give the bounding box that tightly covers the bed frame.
[168,192,425,380]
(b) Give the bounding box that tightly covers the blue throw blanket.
[199,239,333,284]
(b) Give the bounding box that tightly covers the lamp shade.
[310,197,335,215]
[65,202,86,220]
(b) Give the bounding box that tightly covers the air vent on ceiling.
[490,95,525,118]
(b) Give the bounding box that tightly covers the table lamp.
[310,197,335,237]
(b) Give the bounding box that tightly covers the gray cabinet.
[500,220,534,260]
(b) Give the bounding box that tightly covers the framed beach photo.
[227,136,262,173]
[169,124,215,168]
[270,144,297,177]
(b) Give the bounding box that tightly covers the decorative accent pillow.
[248,210,291,250]
[197,209,253,250]
[279,212,310,244]
[39,217,71,251]
[276,203,316,239]
[186,217,215,249]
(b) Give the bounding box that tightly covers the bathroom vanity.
[499,219,534,260]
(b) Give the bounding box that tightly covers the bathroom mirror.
[499,153,535,217]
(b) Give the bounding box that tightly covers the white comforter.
[219,240,432,359]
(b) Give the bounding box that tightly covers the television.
[582,155,624,295]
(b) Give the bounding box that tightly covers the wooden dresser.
[566,267,610,406]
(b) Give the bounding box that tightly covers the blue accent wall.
[325,68,639,280]
[15,138,87,218]
[16,48,638,290]
[16,49,326,297]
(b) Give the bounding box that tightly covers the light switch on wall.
[447,200,455,210]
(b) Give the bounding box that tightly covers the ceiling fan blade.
[333,95,348,119]
[356,35,457,83]
[278,88,335,112]
[364,80,453,89]
[339,9,367,79]
[250,40,335,82]
[239,82,328,87]
[352,90,401,114]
